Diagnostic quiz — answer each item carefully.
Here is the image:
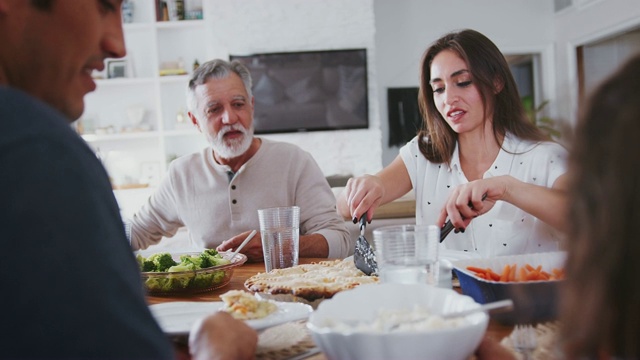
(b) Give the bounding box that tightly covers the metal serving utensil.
[353,213,378,276]
[340,299,514,332]
[440,193,487,243]
[382,299,514,332]
[441,299,514,319]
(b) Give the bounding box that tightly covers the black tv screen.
[230,49,369,134]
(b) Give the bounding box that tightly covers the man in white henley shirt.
[129,59,351,260]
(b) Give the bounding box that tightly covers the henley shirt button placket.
[231,185,237,205]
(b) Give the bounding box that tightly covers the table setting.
[141,210,564,359]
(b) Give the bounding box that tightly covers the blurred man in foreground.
[0,0,256,358]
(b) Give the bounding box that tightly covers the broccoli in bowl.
[136,249,247,295]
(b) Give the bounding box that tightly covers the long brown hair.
[417,29,546,164]
[562,54,640,358]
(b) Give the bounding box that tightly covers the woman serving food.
[338,29,568,257]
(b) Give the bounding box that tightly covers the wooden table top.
[147,258,515,359]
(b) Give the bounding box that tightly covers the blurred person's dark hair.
[31,0,53,11]
[563,53,640,359]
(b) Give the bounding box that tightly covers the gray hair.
[186,59,253,113]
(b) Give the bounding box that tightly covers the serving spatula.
[354,213,378,276]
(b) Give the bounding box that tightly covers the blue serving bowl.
[452,251,566,325]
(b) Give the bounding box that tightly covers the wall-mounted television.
[387,87,422,147]
[230,49,369,134]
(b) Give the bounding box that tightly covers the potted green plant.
[522,96,562,140]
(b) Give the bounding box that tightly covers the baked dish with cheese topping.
[244,258,379,303]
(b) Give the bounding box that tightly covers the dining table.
[147,258,516,360]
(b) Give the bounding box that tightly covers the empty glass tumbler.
[373,224,440,285]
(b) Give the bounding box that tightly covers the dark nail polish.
[352,217,357,224]
[454,229,460,234]
[460,228,465,233]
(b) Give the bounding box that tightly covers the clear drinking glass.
[373,224,440,285]
[258,206,300,272]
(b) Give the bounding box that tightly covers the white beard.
[211,123,254,160]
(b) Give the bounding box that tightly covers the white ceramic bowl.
[307,283,488,360]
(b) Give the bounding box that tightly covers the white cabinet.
[80,0,210,189]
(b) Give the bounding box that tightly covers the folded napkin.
[256,321,316,360]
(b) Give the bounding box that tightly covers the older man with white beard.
[129,59,351,261]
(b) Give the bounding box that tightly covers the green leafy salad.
[136,249,232,293]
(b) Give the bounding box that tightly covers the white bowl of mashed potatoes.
[307,283,488,360]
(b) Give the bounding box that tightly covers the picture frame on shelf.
[107,59,128,79]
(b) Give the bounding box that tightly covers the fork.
[510,324,537,360]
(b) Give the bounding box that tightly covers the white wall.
[113,0,640,219]
[203,0,382,177]
[373,0,556,166]
[552,0,640,126]
[150,0,640,174]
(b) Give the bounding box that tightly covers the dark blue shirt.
[0,87,173,358]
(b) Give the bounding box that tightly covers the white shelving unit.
[81,0,210,189]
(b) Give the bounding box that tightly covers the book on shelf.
[156,0,186,22]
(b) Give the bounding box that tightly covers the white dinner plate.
[149,301,313,336]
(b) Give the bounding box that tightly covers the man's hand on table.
[189,311,258,360]
[216,230,331,261]
[217,230,264,262]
